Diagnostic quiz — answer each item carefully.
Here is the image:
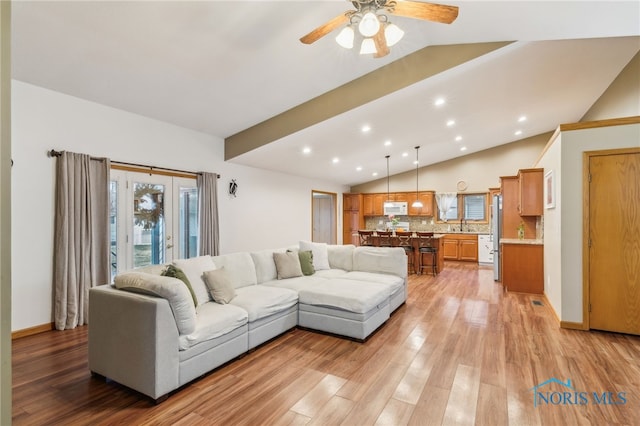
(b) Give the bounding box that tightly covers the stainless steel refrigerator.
[492,194,502,281]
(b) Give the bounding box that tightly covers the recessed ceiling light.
[460,146,467,151]
[413,160,419,165]
[302,147,311,154]
[361,125,371,133]
[515,130,523,136]
[455,136,463,142]
[402,152,409,157]
[434,98,446,107]
[356,166,362,171]
[384,140,392,146]
[372,172,378,177]
[446,119,456,127]
[332,157,339,164]
[518,115,527,122]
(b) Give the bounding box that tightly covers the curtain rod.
[47,149,220,178]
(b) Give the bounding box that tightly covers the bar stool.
[416,232,438,276]
[376,231,393,247]
[358,230,374,247]
[395,231,415,274]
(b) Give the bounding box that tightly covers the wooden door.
[312,192,336,244]
[588,150,640,335]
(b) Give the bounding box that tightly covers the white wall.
[11,80,348,331]
[535,136,562,318]
[536,123,640,324]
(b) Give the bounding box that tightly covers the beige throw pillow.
[202,267,237,304]
[273,251,303,279]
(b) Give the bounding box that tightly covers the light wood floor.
[12,263,640,425]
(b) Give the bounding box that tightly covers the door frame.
[582,147,640,330]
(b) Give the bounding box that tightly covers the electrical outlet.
[421,220,426,225]
[378,220,383,225]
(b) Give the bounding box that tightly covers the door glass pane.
[133,183,165,268]
[109,180,118,280]
[179,186,198,258]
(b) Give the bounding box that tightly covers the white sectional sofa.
[88,243,407,402]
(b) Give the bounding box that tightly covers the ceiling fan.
[300,0,459,58]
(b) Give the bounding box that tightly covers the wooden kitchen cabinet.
[442,234,478,262]
[501,243,543,293]
[363,193,385,216]
[501,172,539,239]
[518,168,543,216]
[408,191,434,216]
[392,192,409,203]
[342,193,364,246]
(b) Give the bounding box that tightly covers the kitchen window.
[437,193,488,223]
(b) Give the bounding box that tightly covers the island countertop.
[500,238,544,245]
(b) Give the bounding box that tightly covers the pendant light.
[384,155,393,208]
[412,146,423,208]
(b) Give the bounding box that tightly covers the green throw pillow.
[162,264,198,307]
[298,250,315,276]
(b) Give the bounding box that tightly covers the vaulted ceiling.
[12,1,640,185]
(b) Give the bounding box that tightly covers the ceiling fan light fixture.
[384,23,404,47]
[335,26,354,49]
[359,38,377,55]
[358,11,380,37]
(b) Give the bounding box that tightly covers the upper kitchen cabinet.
[518,168,543,216]
[343,192,360,211]
[392,192,409,203]
[362,193,385,216]
[408,191,434,216]
[342,193,364,246]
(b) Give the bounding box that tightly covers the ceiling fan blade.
[300,13,350,44]
[373,27,390,58]
[390,1,459,24]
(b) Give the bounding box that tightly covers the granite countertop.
[500,238,544,245]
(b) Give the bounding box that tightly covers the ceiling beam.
[224,41,513,160]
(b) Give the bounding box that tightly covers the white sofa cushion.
[173,256,217,307]
[342,271,404,295]
[327,244,355,271]
[297,278,390,314]
[230,286,298,322]
[114,272,197,335]
[261,275,327,292]
[299,241,330,270]
[212,252,257,288]
[353,246,407,278]
[313,269,348,279]
[179,302,248,350]
[250,248,286,284]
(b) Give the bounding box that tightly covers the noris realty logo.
[530,378,627,407]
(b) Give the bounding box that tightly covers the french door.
[110,170,198,279]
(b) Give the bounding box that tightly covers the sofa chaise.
[88,242,407,402]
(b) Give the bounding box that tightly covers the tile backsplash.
[364,216,491,234]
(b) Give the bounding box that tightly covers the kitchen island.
[358,232,445,274]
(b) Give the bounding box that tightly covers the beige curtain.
[197,172,219,256]
[53,152,111,330]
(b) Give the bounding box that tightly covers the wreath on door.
[134,184,164,230]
